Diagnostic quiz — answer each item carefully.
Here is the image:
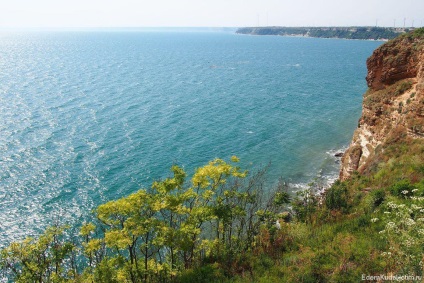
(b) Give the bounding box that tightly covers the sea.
[0,29,382,246]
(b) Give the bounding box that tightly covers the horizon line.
[0,25,419,30]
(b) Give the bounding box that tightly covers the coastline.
[287,145,348,195]
[236,32,389,42]
[235,26,408,41]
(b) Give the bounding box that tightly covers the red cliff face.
[366,37,422,90]
[340,31,424,180]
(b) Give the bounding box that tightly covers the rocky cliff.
[340,29,424,180]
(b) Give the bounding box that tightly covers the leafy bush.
[177,264,226,283]
[324,181,348,211]
[390,179,415,198]
[370,188,386,208]
[291,188,319,223]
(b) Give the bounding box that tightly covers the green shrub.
[395,81,412,96]
[389,179,414,198]
[177,264,226,283]
[411,27,424,38]
[413,179,424,196]
[370,188,386,208]
[324,181,348,211]
[356,214,370,228]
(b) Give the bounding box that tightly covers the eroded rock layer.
[340,30,424,180]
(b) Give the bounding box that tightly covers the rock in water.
[334,152,344,157]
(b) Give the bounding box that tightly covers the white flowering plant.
[375,189,424,275]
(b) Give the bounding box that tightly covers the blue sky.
[1,0,423,28]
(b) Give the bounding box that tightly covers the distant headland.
[236,26,415,40]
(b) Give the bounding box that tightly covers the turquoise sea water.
[0,31,381,245]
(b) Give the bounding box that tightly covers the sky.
[0,0,423,28]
